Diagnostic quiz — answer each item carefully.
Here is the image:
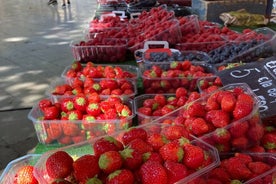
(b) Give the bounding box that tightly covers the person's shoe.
[47,0,57,5]
[67,1,71,5]
[62,3,66,8]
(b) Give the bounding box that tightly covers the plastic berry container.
[175,35,228,53]
[61,63,140,83]
[134,94,177,125]
[157,0,191,6]
[151,83,263,152]
[45,77,138,101]
[186,152,276,184]
[208,27,276,65]
[196,76,223,95]
[0,154,41,184]
[27,97,135,145]
[70,38,128,63]
[178,15,200,36]
[33,123,220,184]
[141,61,216,94]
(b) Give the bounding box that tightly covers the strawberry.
[43,105,60,120]
[93,136,124,157]
[46,151,73,179]
[147,133,168,151]
[261,132,276,150]
[60,98,75,112]
[67,110,83,120]
[247,123,264,142]
[142,152,164,164]
[212,128,231,144]
[47,123,63,140]
[14,165,38,184]
[159,141,184,162]
[220,92,236,112]
[98,151,123,174]
[154,94,167,107]
[139,161,168,184]
[248,161,271,175]
[160,124,190,141]
[73,94,88,112]
[229,121,249,138]
[86,102,101,116]
[208,167,231,183]
[73,154,100,183]
[106,169,134,184]
[122,127,148,145]
[231,136,249,150]
[62,123,80,136]
[119,105,132,118]
[57,135,73,145]
[186,102,206,117]
[164,160,189,184]
[127,138,153,154]
[84,177,102,184]
[233,93,254,120]
[71,60,82,71]
[38,98,52,112]
[223,157,252,181]
[120,147,143,170]
[188,117,209,136]
[182,144,204,169]
[205,110,230,128]
[161,104,176,115]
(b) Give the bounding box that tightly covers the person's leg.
[62,0,66,7]
[67,0,70,5]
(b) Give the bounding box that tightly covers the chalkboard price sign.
[217,57,276,119]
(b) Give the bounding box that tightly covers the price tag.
[217,57,276,119]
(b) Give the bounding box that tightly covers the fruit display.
[0,154,40,184]
[150,83,263,152]
[197,76,223,95]
[45,77,137,100]
[208,27,276,64]
[142,60,215,93]
[187,152,276,184]
[70,38,128,63]
[61,61,140,82]
[33,123,220,184]
[28,96,134,145]
[134,91,201,125]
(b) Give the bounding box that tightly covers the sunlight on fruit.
[3,37,28,42]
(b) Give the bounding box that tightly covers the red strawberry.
[139,161,168,184]
[106,169,135,184]
[182,144,204,169]
[98,151,123,174]
[122,127,148,145]
[119,105,132,118]
[57,135,73,145]
[231,136,249,150]
[229,121,249,138]
[212,128,231,144]
[93,136,124,157]
[164,160,189,184]
[43,105,60,120]
[205,110,230,128]
[248,161,271,175]
[223,157,252,181]
[60,98,75,112]
[142,152,164,164]
[46,151,73,179]
[247,123,264,142]
[86,102,101,116]
[154,94,167,107]
[47,123,63,140]
[209,167,231,183]
[15,165,38,184]
[233,93,254,120]
[160,124,190,141]
[38,98,52,112]
[147,133,168,151]
[188,117,209,136]
[67,110,83,120]
[73,94,88,112]
[71,60,82,71]
[186,102,206,117]
[73,154,100,183]
[161,104,176,115]
[62,123,80,136]
[127,138,153,154]
[159,141,184,162]
[220,92,236,112]
[119,147,143,170]
[261,132,276,150]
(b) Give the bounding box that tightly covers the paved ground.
[0,0,97,173]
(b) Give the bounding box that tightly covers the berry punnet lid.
[217,57,276,119]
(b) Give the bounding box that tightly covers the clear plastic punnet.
[33,123,220,184]
[0,154,41,184]
[28,97,134,145]
[150,83,263,152]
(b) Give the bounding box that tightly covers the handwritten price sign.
[217,58,276,119]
